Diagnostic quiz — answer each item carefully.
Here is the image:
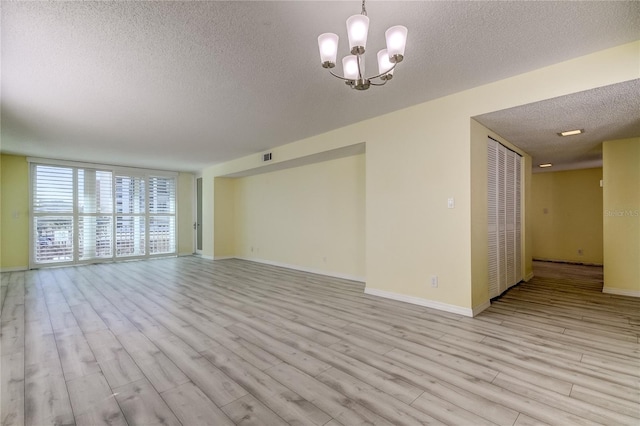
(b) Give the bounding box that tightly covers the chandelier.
[317,0,407,90]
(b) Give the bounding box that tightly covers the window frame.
[28,157,178,269]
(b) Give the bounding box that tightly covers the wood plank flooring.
[1,258,639,425]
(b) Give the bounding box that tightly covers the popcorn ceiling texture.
[475,80,640,172]
[2,1,639,171]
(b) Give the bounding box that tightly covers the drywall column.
[214,177,236,259]
[602,137,640,296]
[0,155,30,270]
[177,172,195,256]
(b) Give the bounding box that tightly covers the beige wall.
[532,168,603,264]
[1,155,30,270]
[214,177,236,258]
[603,137,640,296]
[230,154,365,279]
[199,41,639,315]
[177,172,195,255]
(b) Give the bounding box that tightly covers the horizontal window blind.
[116,216,146,257]
[149,176,176,255]
[34,216,74,263]
[33,165,73,213]
[30,161,177,268]
[79,216,113,260]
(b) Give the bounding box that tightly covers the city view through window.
[32,163,176,266]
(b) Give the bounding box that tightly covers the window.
[33,165,74,263]
[148,176,176,255]
[30,160,177,267]
[115,175,146,257]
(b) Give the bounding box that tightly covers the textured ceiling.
[474,79,640,173]
[2,1,640,172]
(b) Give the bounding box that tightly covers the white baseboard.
[472,300,491,316]
[533,257,603,266]
[234,256,365,283]
[524,271,534,282]
[199,254,214,260]
[602,287,640,298]
[0,266,28,273]
[178,252,194,257]
[214,256,234,260]
[364,287,474,317]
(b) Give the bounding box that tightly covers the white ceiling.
[2,1,639,172]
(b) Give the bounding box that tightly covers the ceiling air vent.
[262,152,273,162]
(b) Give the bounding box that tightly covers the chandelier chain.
[361,0,367,16]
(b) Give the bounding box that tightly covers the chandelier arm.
[366,61,399,81]
[328,69,354,82]
[356,55,364,80]
[368,80,388,87]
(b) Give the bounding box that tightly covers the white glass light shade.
[385,25,407,61]
[377,49,394,76]
[318,33,339,67]
[346,14,369,53]
[342,55,364,80]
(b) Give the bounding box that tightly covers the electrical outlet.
[431,275,438,288]
[577,249,584,256]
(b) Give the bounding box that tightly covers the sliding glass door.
[30,161,177,268]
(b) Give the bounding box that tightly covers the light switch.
[447,198,455,209]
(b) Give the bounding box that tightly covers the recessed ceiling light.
[539,163,553,168]
[558,129,584,137]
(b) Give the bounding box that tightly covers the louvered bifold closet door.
[487,138,522,298]
[505,149,517,288]
[497,144,508,294]
[514,154,522,284]
[487,141,500,298]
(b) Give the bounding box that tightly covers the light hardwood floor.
[1,257,639,425]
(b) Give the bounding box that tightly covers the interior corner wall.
[470,119,533,311]
[532,168,604,265]
[201,169,215,259]
[232,154,365,280]
[602,137,640,296]
[200,41,639,316]
[214,177,236,258]
[177,172,195,255]
[522,154,533,282]
[1,154,30,270]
